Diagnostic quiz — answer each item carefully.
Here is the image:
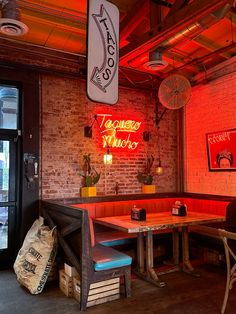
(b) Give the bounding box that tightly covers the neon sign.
[97,113,142,150]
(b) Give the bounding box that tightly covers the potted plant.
[78,154,101,197]
[137,155,156,193]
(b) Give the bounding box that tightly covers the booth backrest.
[71,197,229,219]
[45,197,231,248]
[184,198,229,216]
[71,198,183,219]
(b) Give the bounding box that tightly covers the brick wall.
[41,74,178,199]
[185,57,236,196]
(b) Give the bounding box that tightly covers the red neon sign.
[97,113,142,150]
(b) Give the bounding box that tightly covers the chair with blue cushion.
[42,201,132,311]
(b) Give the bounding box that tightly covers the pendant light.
[103,147,112,165]
[156,160,164,175]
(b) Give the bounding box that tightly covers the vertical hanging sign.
[87,0,119,105]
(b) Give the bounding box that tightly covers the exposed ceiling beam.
[150,0,162,28]
[164,51,200,73]
[226,11,236,24]
[120,0,233,63]
[152,0,172,8]
[164,0,188,20]
[162,41,236,76]
[19,0,86,32]
[120,0,149,41]
[193,34,232,59]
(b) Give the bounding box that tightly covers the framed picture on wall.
[206,128,236,171]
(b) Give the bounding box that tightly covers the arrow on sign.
[90,4,119,93]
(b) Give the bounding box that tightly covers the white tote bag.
[14,216,57,294]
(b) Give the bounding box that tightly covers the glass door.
[0,85,19,266]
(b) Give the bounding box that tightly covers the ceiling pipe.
[0,0,28,36]
[161,41,236,78]
[157,3,232,50]
[128,1,233,70]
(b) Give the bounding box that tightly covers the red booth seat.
[72,198,181,246]
[72,198,182,219]
[71,197,229,247]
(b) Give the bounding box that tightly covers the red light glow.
[128,53,149,68]
[97,113,142,151]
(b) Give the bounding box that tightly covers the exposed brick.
[41,75,178,198]
[185,59,236,196]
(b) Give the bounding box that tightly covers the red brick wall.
[185,58,236,196]
[41,74,178,199]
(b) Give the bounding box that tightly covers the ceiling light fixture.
[0,0,28,36]
[143,50,168,71]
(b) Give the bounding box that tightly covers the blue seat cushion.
[92,244,132,271]
[96,231,137,247]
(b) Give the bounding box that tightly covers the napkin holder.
[171,201,187,216]
[131,207,146,221]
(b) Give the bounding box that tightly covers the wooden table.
[94,211,225,287]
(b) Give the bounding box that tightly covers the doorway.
[0,68,39,268]
[0,85,19,266]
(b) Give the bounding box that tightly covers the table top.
[94,212,225,233]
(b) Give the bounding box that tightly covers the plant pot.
[142,184,156,194]
[81,187,97,197]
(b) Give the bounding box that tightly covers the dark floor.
[1,262,236,314]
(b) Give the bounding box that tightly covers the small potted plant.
[137,155,156,193]
[78,154,101,197]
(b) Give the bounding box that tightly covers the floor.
[1,263,236,314]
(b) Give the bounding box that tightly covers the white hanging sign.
[87,0,119,105]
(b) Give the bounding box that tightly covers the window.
[0,86,18,130]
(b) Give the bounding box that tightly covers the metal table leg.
[146,231,166,287]
[134,231,165,287]
[182,226,200,277]
[173,227,180,265]
[137,232,145,274]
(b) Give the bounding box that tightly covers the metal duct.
[0,0,28,36]
[132,2,232,71]
[158,3,232,51]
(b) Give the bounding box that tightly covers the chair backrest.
[218,229,236,262]
[218,228,236,314]
[42,201,93,279]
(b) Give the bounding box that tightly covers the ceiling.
[0,0,235,88]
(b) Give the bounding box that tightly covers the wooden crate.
[64,263,79,277]
[59,269,73,297]
[73,277,120,307]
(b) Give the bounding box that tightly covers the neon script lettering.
[97,114,141,150]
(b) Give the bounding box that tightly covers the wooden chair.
[218,229,236,314]
[42,201,132,311]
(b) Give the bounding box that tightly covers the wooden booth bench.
[42,201,132,311]
[71,195,231,245]
[42,193,234,265]
[71,197,181,248]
